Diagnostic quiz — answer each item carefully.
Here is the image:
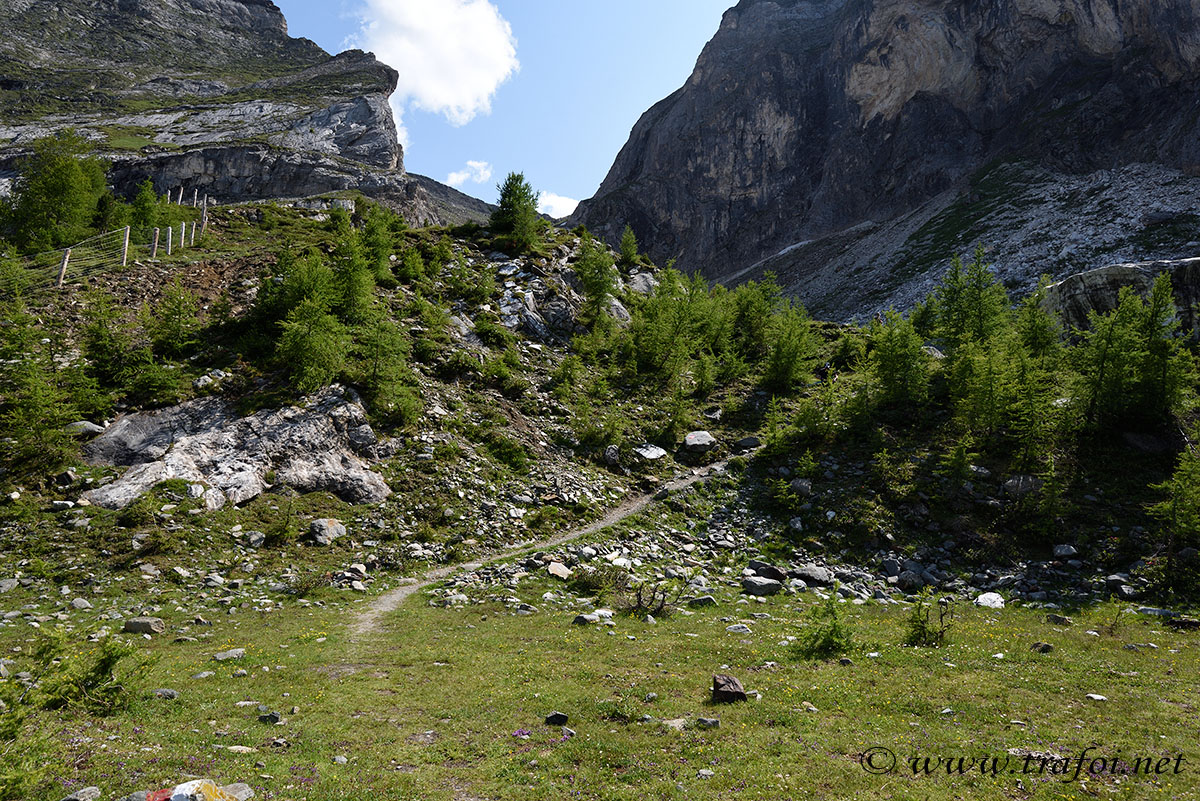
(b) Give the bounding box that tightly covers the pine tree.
[619,224,639,266]
[574,233,616,325]
[871,310,930,407]
[3,130,108,251]
[278,297,350,393]
[490,172,541,252]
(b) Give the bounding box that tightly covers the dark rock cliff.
[573,0,1200,317]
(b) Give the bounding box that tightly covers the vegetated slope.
[0,0,487,225]
[0,197,1197,797]
[573,0,1200,318]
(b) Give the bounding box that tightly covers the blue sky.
[274,0,732,214]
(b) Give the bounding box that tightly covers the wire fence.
[5,190,214,296]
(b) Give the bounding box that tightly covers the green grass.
[11,575,1197,800]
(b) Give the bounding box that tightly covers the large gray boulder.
[82,385,391,510]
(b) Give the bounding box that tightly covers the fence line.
[5,188,215,296]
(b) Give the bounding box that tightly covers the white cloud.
[538,192,579,219]
[354,0,519,147]
[446,160,494,188]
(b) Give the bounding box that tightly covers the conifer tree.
[490,172,540,252]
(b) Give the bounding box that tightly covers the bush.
[794,592,854,659]
[902,592,954,647]
[870,310,929,407]
[763,301,816,392]
[568,564,631,600]
[145,278,201,358]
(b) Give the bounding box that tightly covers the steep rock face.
[0,0,487,224]
[573,0,1200,315]
[1044,257,1200,341]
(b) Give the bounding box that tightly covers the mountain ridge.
[573,0,1200,317]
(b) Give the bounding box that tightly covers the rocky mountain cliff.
[0,0,488,224]
[573,0,1200,319]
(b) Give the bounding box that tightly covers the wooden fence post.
[176,187,184,206]
[180,223,186,250]
[56,249,71,288]
[121,226,131,267]
[167,226,172,256]
[192,189,198,208]
[189,222,196,246]
[151,228,160,258]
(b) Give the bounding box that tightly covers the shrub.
[473,316,513,349]
[35,628,148,714]
[794,592,854,659]
[130,179,158,229]
[902,592,954,647]
[395,248,425,283]
[1148,428,1200,598]
[145,278,201,358]
[763,301,816,392]
[568,564,631,599]
[870,310,929,407]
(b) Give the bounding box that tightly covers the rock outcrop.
[1044,257,1200,341]
[82,385,391,510]
[573,0,1200,317]
[0,0,487,225]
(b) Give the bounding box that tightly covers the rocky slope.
[0,0,487,225]
[573,0,1200,319]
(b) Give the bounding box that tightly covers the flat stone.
[214,648,246,661]
[547,562,572,580]
[123,616,165,634]
[683,431,716,453]
[741,576,782,596]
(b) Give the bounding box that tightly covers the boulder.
[683,431,716,453]
[633,443,668,461]
[123,616,166,634]
[712,674,747,704]
[308,518,346,546]
[81,385,390,510]
[974,592,1006,609]
[741,576,783,596]
[791,564,833,586]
